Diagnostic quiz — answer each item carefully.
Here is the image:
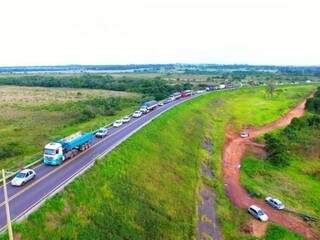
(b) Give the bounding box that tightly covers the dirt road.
[223,99,319,239]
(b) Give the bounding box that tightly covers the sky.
[0,0,319,66]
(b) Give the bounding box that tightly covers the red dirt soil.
[223,99,319,239]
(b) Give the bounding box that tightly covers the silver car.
[248,205,268,221]
[113,120,123,127]
[140,106,149,114]
[240,131,249,138]
[265,197,285,210]
[11,169,36,186]
[122,116,131,123]
[95,128,108,138]
[132,111,142,118]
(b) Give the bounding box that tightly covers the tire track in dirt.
[223,99,319,239]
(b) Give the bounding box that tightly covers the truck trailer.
[181,90,192,97]
[43,132,93,165]
[142,100,158,111]
[171,92,182,100]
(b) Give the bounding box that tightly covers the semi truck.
[142,100,158,111]
[171,92,182,100]
[181,90,192,97]
[43,132,93,165]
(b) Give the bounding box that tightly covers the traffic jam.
[10,89,196,186]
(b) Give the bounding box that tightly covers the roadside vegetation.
[241,87,320,233]
[2,84,316,240]
[0,86,140,170]
[0,74,192,100]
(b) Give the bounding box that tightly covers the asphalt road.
[0,93,202,231]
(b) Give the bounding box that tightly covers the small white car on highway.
[113,120,123,127]
[122,116,131,123]
[132,111,142,118]
[248,205,269,221]
[140,106,149,114]
[265,197,285,210]
[11,169,36,186]
[95,128,108,138]
[158,101,164,106]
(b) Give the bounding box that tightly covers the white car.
[140,106,149,114]
[113,120,123,127]
[265,197,285,210]
[95,128,108,138]
[158,101,164,106]
[11,169,36,186]
[240,131,249,138]
[248,205,268,222]
[122,116,131,123]
[132,111,142,118]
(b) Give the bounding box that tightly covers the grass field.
[0,85,133,106]
[0,86,138,170]
[1,84,316,240]
[264,224,304,240]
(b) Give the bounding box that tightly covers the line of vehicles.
[10,89,198,186]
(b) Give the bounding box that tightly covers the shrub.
[305,87,320,114]
[0,143,23,158]
[264,134,290,167]
[305,98,320,114]
[307,115,320,127]
[78,109,96,122]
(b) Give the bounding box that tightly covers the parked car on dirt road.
[265,197,285,210]
[240,131,249,138]
[248,205,268,221]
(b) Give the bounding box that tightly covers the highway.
[0,93,202,232]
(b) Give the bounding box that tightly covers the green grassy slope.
[2,85,316,240]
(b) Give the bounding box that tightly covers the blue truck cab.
[44,132,93,165]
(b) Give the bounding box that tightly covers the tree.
[266,80,276,97]
[264,134,290,167]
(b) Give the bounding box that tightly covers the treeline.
[265,88,320,167]
[0,74,192,100]
[184,69,318,84]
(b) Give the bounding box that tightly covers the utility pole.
[2,169,13,240]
